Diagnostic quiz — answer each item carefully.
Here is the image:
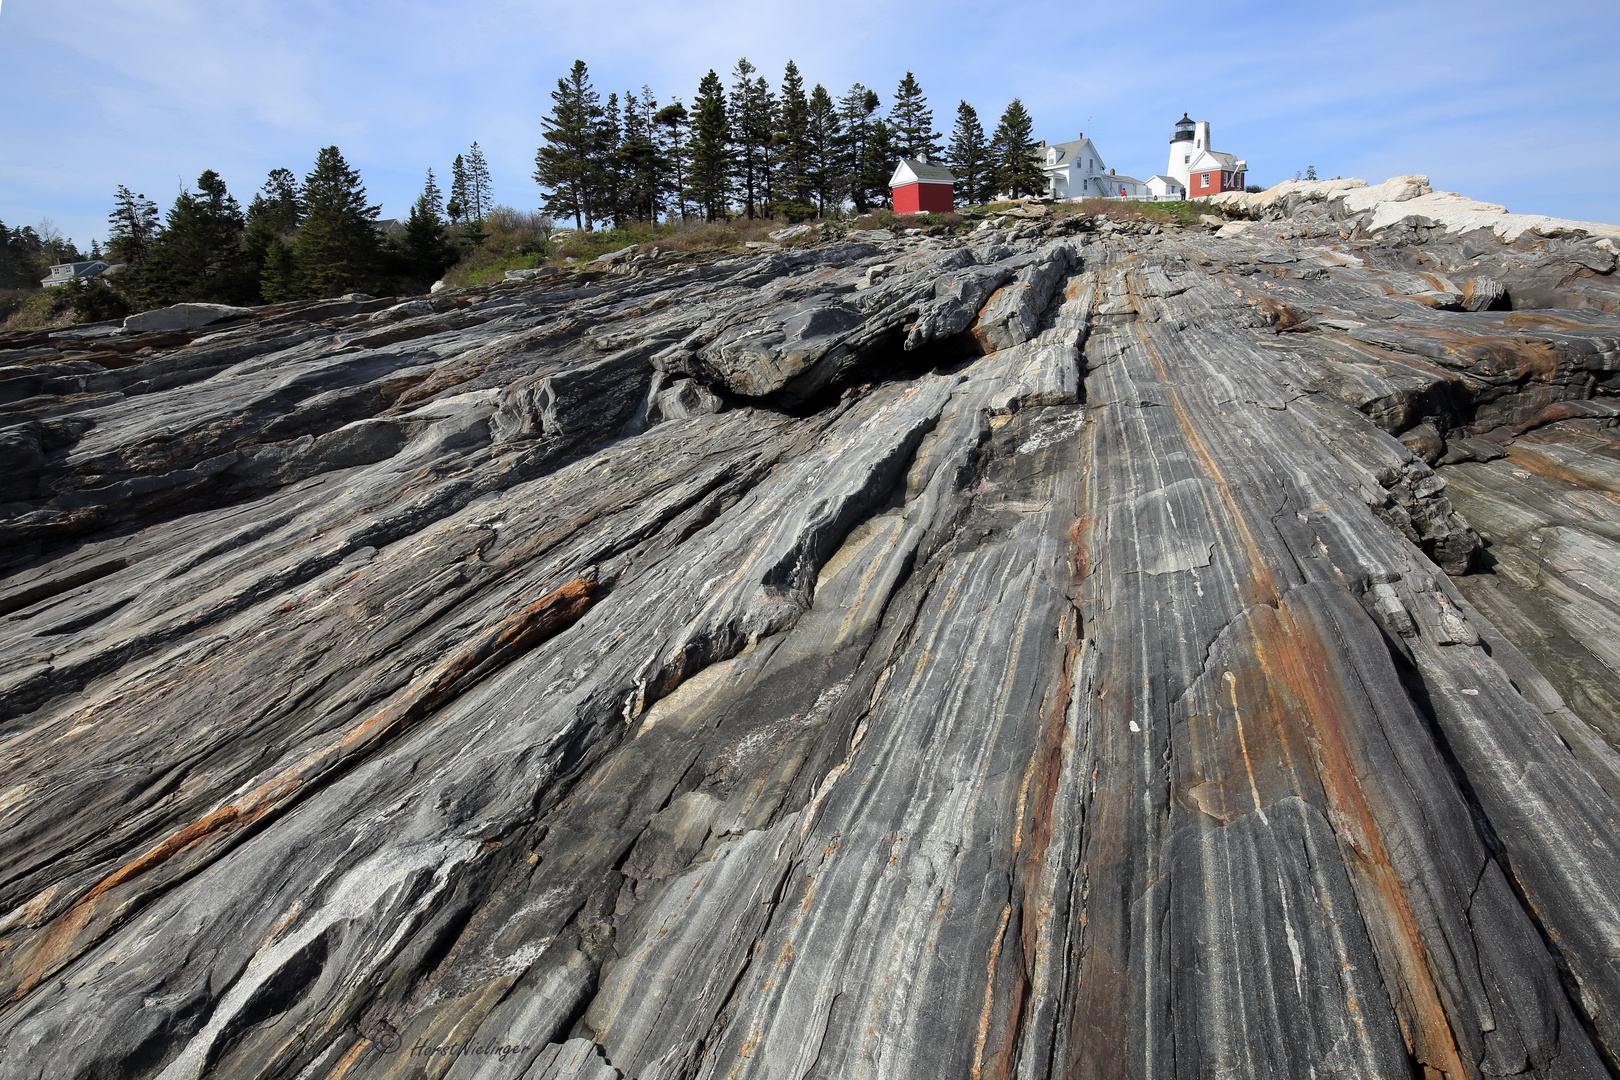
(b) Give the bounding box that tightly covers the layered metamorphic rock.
[3,175,1620,1079]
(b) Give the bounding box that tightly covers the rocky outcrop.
[1,179,1619,1079]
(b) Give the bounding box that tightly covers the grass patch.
[849,209,966,232]
[0,288,75,332]
[1071,199,1208,225]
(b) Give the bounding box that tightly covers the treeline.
[533,59,1047,229]
[94,145,477,312]
[0,222,88,290]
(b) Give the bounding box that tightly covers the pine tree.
[248,168,302,233]
[728,59,775,218]
[244,168,302,294]
[535,61,605,231]
[990,99,1043,199]
[655,100,691,220]
[449,154,469,225]
[805,84,843,216]
[106,185,161,267]
[946,101,989,206]
[687,70,731,221]
[838,84,888,212]
[402,169,455,282]
[464,142,493,223]
[591,92,624,226]
[771,60,814,220]
[890,72,941,161]
[139,170,254,305]
[294,146,381,298]
[618,88,662,223]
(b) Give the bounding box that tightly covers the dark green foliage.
[771,61,815,221]
[618,87,665,223]
[839,84,888,213]
[247,168,301,234]
[245,168,301,296]
[401,169,456,282]
[259,238,299,303]
[535,62,607,230]
[596,93,624,227]
[990,99,1043,199]
[889,72,941,161]
[729,59,777,218]
[687,71,731,221]
[448,154,467,224]
[655,101,690,220]
[61,276,132,322]
[946,102,990,205]
[107,186,161,267]
[464,143,493,223]
[293,146,380,298]
[805,84,843,216]
[138,170,255,306]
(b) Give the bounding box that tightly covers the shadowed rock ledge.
[1,176,1619,1079]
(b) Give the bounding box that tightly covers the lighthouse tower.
[1167,114,1198,189]
[1167,113,1246,197]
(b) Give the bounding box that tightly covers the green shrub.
[62,277,133,323]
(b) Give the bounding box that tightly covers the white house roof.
[1100,173,1145,186]
[1188,148,1242,172]
[1147,175,1184,186]
[1035,138,1103,172]
[890,158,956,187]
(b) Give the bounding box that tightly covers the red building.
[889,158,956,214]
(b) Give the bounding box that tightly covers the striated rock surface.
[1,179,1619,1079]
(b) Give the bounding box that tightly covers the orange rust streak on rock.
[1125,291,1279,607]
[1251,600,1472,1079]
[4,578,597,1006]
[1505,443,1620,495]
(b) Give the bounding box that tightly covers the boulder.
[122,303,255,332]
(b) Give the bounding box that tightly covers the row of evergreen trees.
[0,221,86,291]
[102,146,469,310]
[533,60,1046,228]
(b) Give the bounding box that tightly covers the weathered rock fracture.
[2,176,1619,1079]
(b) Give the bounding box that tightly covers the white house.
[1030,136,1158,200]
[41,261,109,289]
[1146,174,1186,200]
[1036,136,1108,200]
[1167,114,1247,198]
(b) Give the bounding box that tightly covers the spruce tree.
[534,61,605,231]
[946,101,989,206]
[839,84,888,212]
[449,154,469,224]
[655,100,690,220]
[594,92,624,227]
[139,170,254,305]
[772,61,814,220]
[890,72,941,161]
[805,84,843,216]
[293,146,380,298]
[618,88,663,223]
[464,143,493,223]
[402,169,455,282]
[687,70,731,221]
[249,168,302,233]
[106,186,161,267]
[728,59,774,218]
[990,99,1043,199]
[245,168,302,294]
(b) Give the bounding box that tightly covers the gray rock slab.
[1,182,1619,1079]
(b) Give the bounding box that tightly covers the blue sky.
[3,0,1617,249]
